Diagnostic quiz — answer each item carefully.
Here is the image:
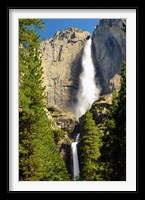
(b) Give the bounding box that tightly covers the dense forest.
[19,19,70,181]
[19,19,126,181]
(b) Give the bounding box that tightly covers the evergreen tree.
[99,61,126,181]
[112,61,126,180]
[19,19,70,181]
[79,110,103,180]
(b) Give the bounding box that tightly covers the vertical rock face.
[40,20,126,115]
[92,19,126,95]
[40,28,90,114]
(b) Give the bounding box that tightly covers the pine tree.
[19,19,70,181]
[112,61,126,180]
[99,61,126,181]
[79,110,103,180]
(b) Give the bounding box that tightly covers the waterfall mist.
[75,38,100,119]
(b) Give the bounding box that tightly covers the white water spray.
[75,38,100,119]
[71,133,80,180]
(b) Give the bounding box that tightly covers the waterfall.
[75,38,100,119]
[71,133,80,181]
[71,39,100,180]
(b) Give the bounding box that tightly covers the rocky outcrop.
[78,94,113,136]
[56,138,73,176]
[92,19,126,95]
[46,105,78,134]
[45,105,78,175]
[109,74,121,92]
[90,93,113,125]
[40,28,90,114]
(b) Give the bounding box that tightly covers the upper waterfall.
[74,38,100,119]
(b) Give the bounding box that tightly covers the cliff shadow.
[91,33,125,96]
[91,41,103,94]
[59,143,72,178]
[69,123,81,139]
[66,48,84,115]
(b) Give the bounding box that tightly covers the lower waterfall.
[71,133,80,181]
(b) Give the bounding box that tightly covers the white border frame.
[9,9,136,191]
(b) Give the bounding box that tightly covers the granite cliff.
[40,28,90,114]
[40,19,126,116]
[92,19,126,95]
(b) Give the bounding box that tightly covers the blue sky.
[37,19,100,40]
